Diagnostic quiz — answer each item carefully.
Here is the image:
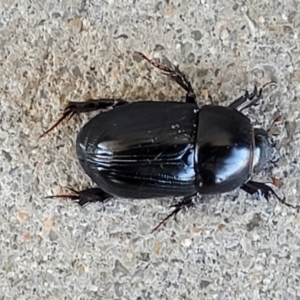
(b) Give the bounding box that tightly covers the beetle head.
[252,128,275,173]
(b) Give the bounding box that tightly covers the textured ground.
[1,0,300,299]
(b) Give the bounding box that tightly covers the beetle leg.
[228,86,262,110]
[241,180,300,209]
[229,81,277,111]
[39,98,129,139]
[238,87,263,111]
[46,187,112,206]
[151,194,196,232]
[137,52,196,103]
[228,90,250,109]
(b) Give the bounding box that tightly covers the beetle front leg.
[39,98,129,138]
[241,180,300,209]
[137,52,196,104]
[46,187,113,206]
[229,81,276,111]
[228,86,262,110]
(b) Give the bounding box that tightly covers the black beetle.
[40,52,298,231]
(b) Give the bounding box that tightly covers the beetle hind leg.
[137,52,196,103]
[151,194,196,232]
[46,187,112,206]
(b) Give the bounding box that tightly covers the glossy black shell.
[77,101,198,198]
[76,101,257,199]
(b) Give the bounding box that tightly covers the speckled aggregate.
[1,0,300,299]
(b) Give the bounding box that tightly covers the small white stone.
[181,238,192,247]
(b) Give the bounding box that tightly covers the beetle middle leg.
[151,194,196,232]
[241,180,300,209]
[137,52,196,103]
[39,98,129,138]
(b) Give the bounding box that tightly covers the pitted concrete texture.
[1,0,300,299]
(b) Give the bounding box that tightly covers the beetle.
[40,52,298,231]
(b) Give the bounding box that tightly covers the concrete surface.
[1,0,300,299]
